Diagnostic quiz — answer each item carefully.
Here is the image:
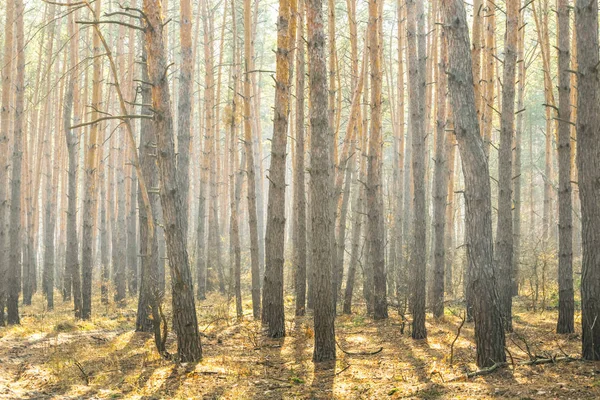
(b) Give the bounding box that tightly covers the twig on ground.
[336,340,383,356]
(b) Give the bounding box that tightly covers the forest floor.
[1,293,599,399]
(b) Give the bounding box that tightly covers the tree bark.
[432,8,448,319]
[294,0,307,317]
[7,0,25,325]
[407,0,426,339]
[0,0,15,326]
[575,0,600,361]
[556,0,574,335]
[495,0,519,332]
[367,0,387,321]
[442,0,506,368]
[177,0,193,236]
[262,0,296,337]
[307,0,336,362]
[244,0,262,319]
[143,0,202,362]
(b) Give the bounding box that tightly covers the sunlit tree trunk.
[65,11,82,319]
[7,0,24,325]
[307,0,336,362]
[407,0,426,339]
[81,0,103,319]
[432,5,448,318]
[442,0,506,368]
[144,0,202,362]
[0,0,15,326]
[366,0,387,321]
[177,0,193,236]
[244,0,262,318]
[495,0,519,332]
[263,0,296,336]
[556,0,574,335]
[294,0,307,317]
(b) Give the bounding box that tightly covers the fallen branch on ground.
[450,356,579,381]
[336,340,383,356]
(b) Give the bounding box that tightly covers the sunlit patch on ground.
[1,293,600,399]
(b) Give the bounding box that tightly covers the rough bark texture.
[177,0,193,236]
[0,0,15,325]
[81,0,103,320]
[65,12,82,319]
[556,0,574,334]
[307,0,336,362]
[244,0,262,319]
[7,0,25,325]
[294,0,307,317]
[432,17,448,319]
[407,0,426,339]
[136,40,162,333]
[495,0,518,332]
[262,0,295,337]
[575,0,600,361]
[442,0,506,368]
[143,0,202,362]
[366,0,388,321]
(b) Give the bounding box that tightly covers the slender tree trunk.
[65,11,82,319]
[81,0,103,320]
[307,0,336,362]
[143,0,202,362]
[367,0,387,321]
[432,9,448,319]
[495,0,518,332]
[556,0,574,335]
[575,0,600,361]
[136,36,162,333]
[7,0,24,325]
[0,0,15,326]
[177,0,193,236]
[294,0,307,317]
[263,0,296,336]
[512,6,525,297]
[442,0,506,368]
[244,0,262,319]
[407,0,427,339]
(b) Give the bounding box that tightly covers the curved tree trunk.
[143,0,202,362]
[442,0,506,368]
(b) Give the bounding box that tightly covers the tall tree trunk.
[262,0,296,337]
[227,0,243,318]
[65,11,82,319]
[512,6,525,297]
[442,0,506,368]
[307,0,336,362]
[294,0,307,317]
[7,0,24,325]
[495,0,518,332]
[367,0,388,321]
[575,0,600,361]
[432,8,448,319]
[244,0,262,319]
[136,36,162,333]
[81,0,103,320]
[177,0,193,236]
[143,0,202,362]
[0,0,15,326]
[556,0,574,334]
[407,0,427,339]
